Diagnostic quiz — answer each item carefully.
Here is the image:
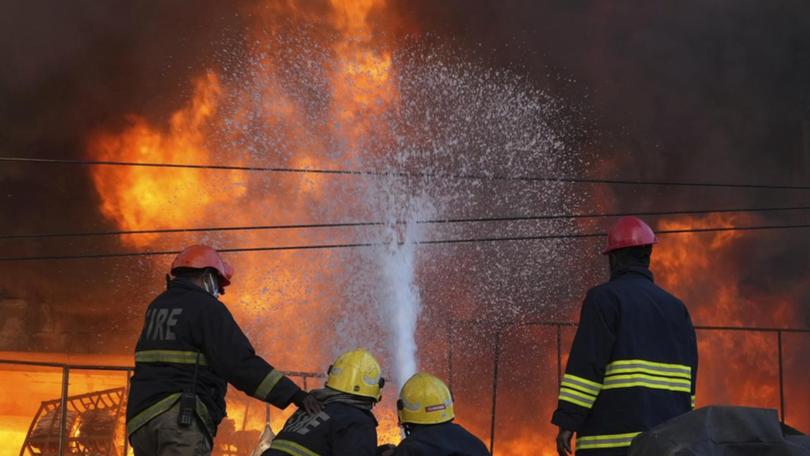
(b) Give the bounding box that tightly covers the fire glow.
[1,1,808,456]
[86,0,407,447]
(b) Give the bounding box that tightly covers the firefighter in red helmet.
[551,217,698,456]
[127,245,321,456]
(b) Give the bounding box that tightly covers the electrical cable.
[2,156,809,190]
[1,223,807,262]
[2,205,809,240]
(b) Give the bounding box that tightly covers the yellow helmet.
[397,372,455,425]
[325,348,384,401]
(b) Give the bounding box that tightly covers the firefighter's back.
[578,268,697,454]
[265,401,378,456]
[394,422,490,456]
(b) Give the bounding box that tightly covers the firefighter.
[127,244,322,456]
[263,348,385,456]
[551,217,698,456]
[388,372,490,456]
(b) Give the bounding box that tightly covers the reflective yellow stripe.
[125,393,216,438]
[560,380,598,397]
[603,373,691,393]
[254,369,284,399]
[691,395,696,408]
[270,439,320,456]
[606,359,691,379]
[577,432,641,450]
[561,374,602,395]
[559,387,596,409]
[126,393,181,436]
[563,374,602,393]
[560,386,596,402]
[135,350,208,366]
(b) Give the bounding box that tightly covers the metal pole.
[123,369,131,456]
[58,366,70,456]
[489,329,502,455]
[556,324,563,385]
[778,331,785,423]
[447,319,454,391]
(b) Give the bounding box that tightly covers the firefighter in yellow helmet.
[385,372,490,456]
[264,348,385,456]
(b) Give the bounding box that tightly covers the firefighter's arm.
[686,305,698,409]
[551,288,618,432]
[199,300,302,409]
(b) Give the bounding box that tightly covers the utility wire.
[2,205,810,240]
[1,223,808,262]
[2,156,810,190]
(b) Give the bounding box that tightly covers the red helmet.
[171,245,233,290]
[602,216,657,255]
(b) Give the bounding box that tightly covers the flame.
[6,0,808,454]
[653,214,804,423]
[82,0,403,446]
[88,71,246,246]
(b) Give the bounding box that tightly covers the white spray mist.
[376,194,432,389]
[381,220,420,388]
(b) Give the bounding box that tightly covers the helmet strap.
[202,270,220,298]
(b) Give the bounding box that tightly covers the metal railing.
[0,358,322,456]
[446,320,810,455]
[4,323,809,456]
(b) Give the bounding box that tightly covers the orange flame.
[83,0,403,446]
[653,214,800,419]
[88,71,246,246]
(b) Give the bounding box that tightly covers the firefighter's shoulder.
[583,282,620,307]
[325,401,378,429]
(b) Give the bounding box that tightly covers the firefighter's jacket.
[126,279,303,439]
[551,266,698,455]
[392,422,490,456]
[264,389,378,456]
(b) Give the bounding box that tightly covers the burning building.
[1,1,809,455]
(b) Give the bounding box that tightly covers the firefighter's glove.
[556,427,573,456]
[292,390,323,415]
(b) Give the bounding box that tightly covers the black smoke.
[0,0,808,346]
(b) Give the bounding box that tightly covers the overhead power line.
[2,205,810,240]
[0,223,808,262]
[2,156,810,190]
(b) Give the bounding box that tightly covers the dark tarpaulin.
[629,406,810,456]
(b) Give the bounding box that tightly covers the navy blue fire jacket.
[392,422,490,456]
[551,266,698,455]
[126,279,304,439]
[264,400,378,456]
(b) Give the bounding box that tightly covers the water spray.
[379,215,423,389]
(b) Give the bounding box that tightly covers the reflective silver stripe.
[135,350,208,366]
[126,393,181,436]
[559,388,596,409]
[125,393,216,438]
[606,359,691,379]
[270,439,320,456]
[254,369,284,399]
[604,373,690,387]
[577,432,641,450]
[561,374,602,396]
[603,373,691,393]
